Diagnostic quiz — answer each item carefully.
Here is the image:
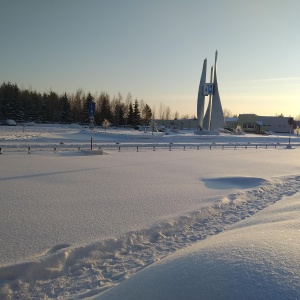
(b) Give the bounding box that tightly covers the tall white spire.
[196,58,207,130]
[210,50,224,130]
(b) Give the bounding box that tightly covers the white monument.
[195,50,224,134]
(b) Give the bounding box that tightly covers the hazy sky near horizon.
[1,0,299,117]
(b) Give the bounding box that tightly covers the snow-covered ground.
[0,124,300,299]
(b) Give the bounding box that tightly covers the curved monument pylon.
[196,58,207,130]
[196,50,224,133]
[210,50,225,130]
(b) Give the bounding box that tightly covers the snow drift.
[96,192,300,300]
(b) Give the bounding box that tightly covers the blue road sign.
[203,83,213,96]
[89,102,96,116]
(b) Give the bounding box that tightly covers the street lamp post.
[88,101,96,150]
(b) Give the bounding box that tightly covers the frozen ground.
[0,124,300,299]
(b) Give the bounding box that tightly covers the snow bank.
[96,191,300,300]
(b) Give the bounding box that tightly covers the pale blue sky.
[1,0,299,117]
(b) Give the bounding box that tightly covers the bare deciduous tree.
[165,106,171,120]
[223,108,233,118]
[181,113,190,119]
[151,105,156,120]
[149,119,157,135]
[159,102,165,119]
[173,111,179,120]
[139,99,145,119]
[102,119,110,132]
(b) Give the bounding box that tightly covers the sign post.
[89,102,96,150]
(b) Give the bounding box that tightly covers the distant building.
[154,114,294,133]
[225,114,293,133]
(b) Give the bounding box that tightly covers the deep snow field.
[0,124,300,299]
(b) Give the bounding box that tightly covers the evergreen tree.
[113,102,126,126]
[0,86,3,121]
[39,93,47,123]
[82,93,94,124]
[133,99,141,126]
[0,82,20,121]
[19,89,30,122]
[28,91,43,122]
[142,104,152,125]
[127,102,134,125]
[42,93,50,122]
[59,93,72,123]
[46,91,60,122]
[19,89,44,122]
[70,89,85,124]
[96,92,112,125]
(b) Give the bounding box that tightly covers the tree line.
[0,82,157,126]
[2,82,299,127]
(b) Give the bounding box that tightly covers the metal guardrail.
[0,142,297,154]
